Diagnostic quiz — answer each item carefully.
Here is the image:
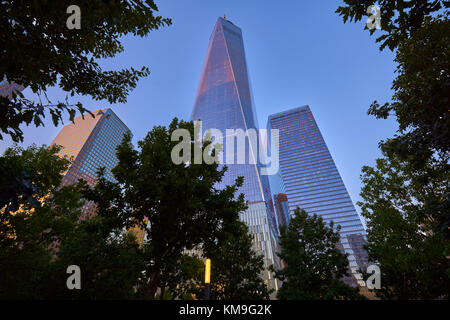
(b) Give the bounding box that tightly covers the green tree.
[368,14,449,170]
[81,118,248,299]
[338,3,449,168]
[165,254,204,300]
[337,1,449,299]
[337,3,449,163]
[336,0,448,50]
[0,145,145,299]
[0,144,70,212]
[272,208,365,300]
[44,217,146,300]
[0,1,171,142]
[359,148,449,299]
[203,220,272,300]
[337,2,449,164]
[158,221,271,300]
[0,182,81,299]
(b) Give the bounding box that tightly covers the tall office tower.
[191,17,280,292]
[51,108,132,218]
[267,105,368,286]
[0,78,24,98]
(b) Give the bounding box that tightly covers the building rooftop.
[268,105,310,120]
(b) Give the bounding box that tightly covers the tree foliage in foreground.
[359,148,449,300]
[165,221,271,300]
[0,0,171,142]
[0,144,70,213]
[272,208,365,300]
[0,145,145,299]
[0,121,271,300]
[165,254,205,300]
[368,14,449,170]
[336,0,448,50]
[203,220,272,300]
[81,118,248,299]
[338,1,449,299]
[338,3,449,169]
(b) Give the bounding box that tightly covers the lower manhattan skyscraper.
[191,17,280,292]
[51,108,132,218]
[267,106,368,286]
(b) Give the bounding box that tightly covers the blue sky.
[0,0,398,210]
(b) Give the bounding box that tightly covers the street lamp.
[204,258,211,300]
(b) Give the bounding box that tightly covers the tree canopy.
[0,120,273,300]
[0,0,171,142]
[337,1,449,299]
[165,221,271,300]
[368,14,449,169]
[202,220,272,300]
[272,208,365,300]
[359,147,449,299]
[81,118,248,299]
[0,145,145,299]
[336,0,449,50]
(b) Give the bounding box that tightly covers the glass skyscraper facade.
[51,108,132,217]
[267,105,368,286]
[268,163,291,230]
[191,17,280,292]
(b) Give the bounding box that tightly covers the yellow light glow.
[205,258,211,284]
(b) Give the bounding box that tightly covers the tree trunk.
[159,284,166,300]
[159,271,169,300]
[146,264,161,300]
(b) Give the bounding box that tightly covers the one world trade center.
[191,17,280,292]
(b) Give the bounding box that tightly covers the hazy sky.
[0,0,398,210]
